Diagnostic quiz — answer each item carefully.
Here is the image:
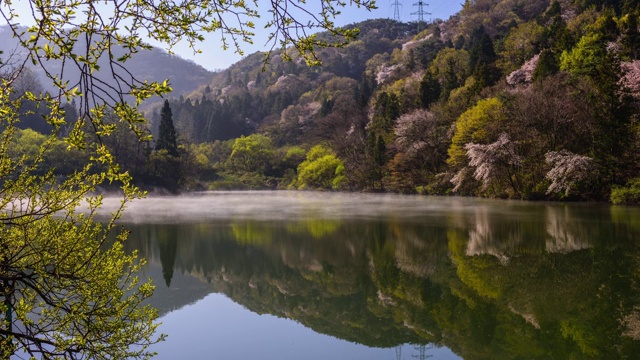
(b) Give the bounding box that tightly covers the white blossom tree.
[544,150,596,195]
[394,109,449,174]
[461,133,522,195]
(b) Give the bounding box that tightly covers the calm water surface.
[104,191,640,359]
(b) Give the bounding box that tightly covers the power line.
[391,0,402,21]
[411,0,431,24]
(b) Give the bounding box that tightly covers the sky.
[3,0,462,71]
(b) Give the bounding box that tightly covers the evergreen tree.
[468,26,499,87]
[155,99,179,157]
[441,61,460,101]
[374,135,387,167]
[620,12,639,59]
[419,70,441,108]
[358,72,376,108]
[158,229,178,288]
[533,49,559,81]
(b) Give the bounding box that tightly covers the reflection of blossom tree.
[621,308,640,340]
[392,224,446,277]
[544,205,592,253]
[464,205,511,264]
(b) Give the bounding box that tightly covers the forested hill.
[141,0,639,203]
[0,25,214,100]
[147,19,424,142]
[10,1,640,203]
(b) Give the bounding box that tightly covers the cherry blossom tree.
[544,150,597,196]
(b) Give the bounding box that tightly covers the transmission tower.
[391,0,402,21]
[411,0,431,27]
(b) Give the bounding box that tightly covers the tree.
[532,49,559,81]
[498,21,546,74]
[227,134,275,174]
[0,87,160,358]
[418,70,441,108]
[464,133,523,196]
[0,0,375,357]
[560,33,608,76]
[545,150,597,196]
[389,109,449,192]
[468,26,497,75]
[394,109,449,175]
[296,145,346,190]
[619,13,639,60]
[155,100,179,157]
[448,97,506,168]
[371,92,401,134]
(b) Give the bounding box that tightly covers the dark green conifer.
[155,99,179,157]
[533,49,559,81]
[419,70,441,108]
[374,135,387,167]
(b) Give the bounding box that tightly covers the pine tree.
[419,70,441,108]
[155,99,179,157]
[620,12,639,59]
[533,49,559,81]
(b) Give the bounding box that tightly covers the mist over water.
[95,190,550,224]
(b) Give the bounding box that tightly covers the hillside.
[0,26,214,101]
[139,0,639,202]
[149,19,424,142]
[8,1,640,202]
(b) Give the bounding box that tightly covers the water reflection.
[112,192,640,359]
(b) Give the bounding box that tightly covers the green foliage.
[448,97,506,167]
[611,178,640,204]
[498,21,546,74]
[560,33,607,76]
[296,145,346,190]
[145,149,182,191]
[0,84,160,358]
[227,134,275,174]
[429,49,471,93]
[418,70,441,108]
[0,0,390,356]
[619,12,640,59]
[532,49,560,81]
[469,25,499,86]
[371,92,401,134]
[5,0,634,205]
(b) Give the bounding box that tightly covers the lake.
[103,191,640,359]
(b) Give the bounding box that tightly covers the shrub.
[611,178,640,205]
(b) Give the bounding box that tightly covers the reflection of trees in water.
[123,208,640,359]
[458,203,625,259]
[545,205,592,253]
[464,205,513,263]
[157,227,178,287]
[462,203,549,261]
[389,220,448,277]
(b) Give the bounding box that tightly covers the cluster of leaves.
[0,76,161,358]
